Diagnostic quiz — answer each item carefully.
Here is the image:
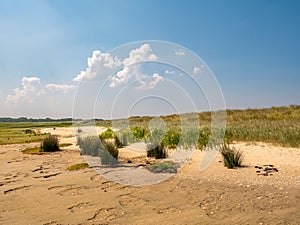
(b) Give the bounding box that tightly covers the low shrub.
[220,143,244,169]
[117,129,134,145]
[180,129,199,148]
[77,136,101,156]
[114,135,124,148]
[99,128,115,140]
[99,140,119,165]
[163,129,180,149]
[149,128,165,143]
[24,129,36,135]
[146,161,177,173]
[197,128,210,150]
[131,126,150,140]
[147,142,167,159]
[41,135,60,152]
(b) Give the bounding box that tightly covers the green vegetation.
[77,136,101,156]
[130,126,150,140]
[96,105,300,148]
[66,163,89,171]
[147,142,167,159]
[99,128,115,139]
[0,117,73,123]
[77,136,119,165]
[59,143,73,148]
[114,135,124,148]
[146,161,177,173]
[21,147,45,155]
[163,129,180,149]
[0,128,48,145]
[0,121,72,145]
[99,140,119,165]
[0,105,299,148]
[41,135,60,152]
[220,143,244,169]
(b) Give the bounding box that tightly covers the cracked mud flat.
[0,128,299,224]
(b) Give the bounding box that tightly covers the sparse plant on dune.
[41,135,60,152]
[99,128,115,140]
[76,136,119,164]
[147,142,167,159]
[99,140,119,165]
[146,160,177,173]
[220,143,244,169]
[66,163,89,171]
[77,136,101,156]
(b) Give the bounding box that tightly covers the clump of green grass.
[21,147,45,155]
[147,142,167,159]
[77,136,101,156]
[99,140,119,165]
[77,136,119,165]
[41,135,60,152]
[163,129,180,149]
[99,128,115,139]
[66,163,89,171]
[130,126,150,140]
[146,161,177,173]
[114,135,124,148]
[220,143,244,169]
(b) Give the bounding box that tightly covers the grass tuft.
[41,135,60,152]
[220,143,244,169]
[147,142,167,159]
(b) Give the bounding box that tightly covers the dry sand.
[0,127,299,224]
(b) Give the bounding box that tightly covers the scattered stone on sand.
[255,165,279,176]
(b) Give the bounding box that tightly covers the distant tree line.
[0,117,105,123]
[0,117,73,123]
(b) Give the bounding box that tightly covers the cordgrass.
[220,144,244,169]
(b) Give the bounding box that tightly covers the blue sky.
[0,0,299,118]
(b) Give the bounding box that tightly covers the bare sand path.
[0,127,299,224]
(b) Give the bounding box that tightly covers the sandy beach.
[0,127,299,224]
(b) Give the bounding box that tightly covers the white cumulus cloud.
[175,48,186,56]
[73,44,160,89]
[123,44,158,66]
[6,77,45,104]
[73,50,122,82]
[109,44,160,89]
[137,73,163,90]
[6,77,78,104]
[46,83,76,93]
[110,65,139,88]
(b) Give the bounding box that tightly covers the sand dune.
[0,127,299,224]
